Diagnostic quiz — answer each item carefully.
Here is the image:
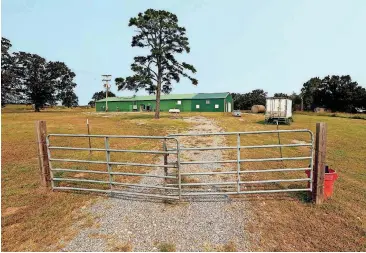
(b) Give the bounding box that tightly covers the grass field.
[1,105,365,251]
[205,112,366,251]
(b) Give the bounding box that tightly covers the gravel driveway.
[62,116,252,252]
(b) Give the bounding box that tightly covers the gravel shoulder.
[62,116,252,252]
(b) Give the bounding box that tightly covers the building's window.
[206,100,210,104]
[196,105,200,109]
[177,100,181,105]
[215,104,219,108]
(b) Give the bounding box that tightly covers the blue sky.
[2,0,366,105]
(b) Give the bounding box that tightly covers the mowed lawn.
[1,105,190,251]
[1,106,365,251]
[204,112,366,251]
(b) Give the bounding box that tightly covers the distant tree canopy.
[233,75,365,113]
[115,9,197,119]
[232,89,267,110]
[301,75,366,112]
[1,37,17,106]
[273,93,288,98]
[92,90,116,101]
[88,90,116,107]
[1,37,78,111]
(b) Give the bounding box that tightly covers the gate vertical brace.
[104,137,113,194]
[176,140,182,200]
[35,121,51,187]
[309,130,315,193]
[163,138,168,188]
[313,123,327,204]
[45,136,55,189]
[237,133,241,193]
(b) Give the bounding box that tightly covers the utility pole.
[102,74,112,112]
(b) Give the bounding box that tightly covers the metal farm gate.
[47,134,182,200]
[46,129,314,200]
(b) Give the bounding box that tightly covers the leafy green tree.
[60,90,78,107]
[301,75,366,112]
[115,9,198,119]
[232,89,267,110]
[1,37,17,106]
[300,77,322,110]
[14,52,78,111]
[288,92,302,110]
[88,90,116,108]
[91,90,116,101]
[273,93,288,98]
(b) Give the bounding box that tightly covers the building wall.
[190,98,226,112]
[96,96,232,112]
[226,94,233,112]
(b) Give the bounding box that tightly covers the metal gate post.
[104,137,113,193]
[237,133,241,193]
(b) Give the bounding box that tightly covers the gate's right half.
[168,129,314,197]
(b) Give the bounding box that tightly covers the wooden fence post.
[35,121,51,187]
[313,122,327,204]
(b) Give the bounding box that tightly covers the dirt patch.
[2,206,28,217]
[73,173,87,178]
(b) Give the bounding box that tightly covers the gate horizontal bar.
[48,146,177,154]
[241,157,311,162]
[169,129,312,137]
[111,181,178,190]
[51,168,176,179]
[49,134,179,140]
[180,160,236,164]
[111,172,176,179]
[180,156,311,165]
[180,171,237,176]
[52,168,108,174]
[53,178,178,190]
[50,158,176,168]
[168,181,236,186]
[239,188,311,194]
[178,188,311,196]
[53,186,179,199]
[169,143,312,151]
[53,177,109,184]
[53,186,111,193]
[240,178,311,184]
[240,167,311,173]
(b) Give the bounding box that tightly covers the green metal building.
[96,92,233,112]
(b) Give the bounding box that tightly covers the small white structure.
[169,109,180,113]
[265,98,293,124]
[232,110,242,117]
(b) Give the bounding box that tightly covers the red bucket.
[305,168,338,199]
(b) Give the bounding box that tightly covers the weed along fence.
[35,121,328,204]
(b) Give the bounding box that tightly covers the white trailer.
[265,98,293,124]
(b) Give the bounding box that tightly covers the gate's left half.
[46,134,180,200]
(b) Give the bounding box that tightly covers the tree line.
[1,37,78,111]
[233,75,366,112]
